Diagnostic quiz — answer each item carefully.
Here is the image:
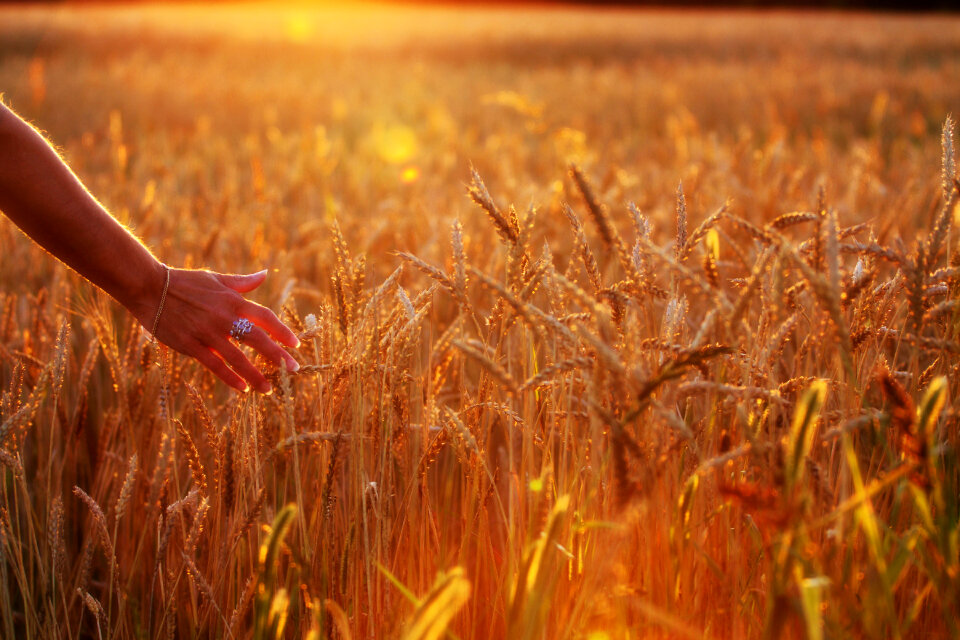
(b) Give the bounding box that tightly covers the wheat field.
[1,4,960,639]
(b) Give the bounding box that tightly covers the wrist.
[126,259,169,329]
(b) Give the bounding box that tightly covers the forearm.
[0,104,164,324]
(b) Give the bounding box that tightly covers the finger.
[191,345,249,392]
[244,326,300,372]
[213,337,271,393]
[217,269,268,294]
[242,300,301,348]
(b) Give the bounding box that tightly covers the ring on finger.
[230,318,254,342]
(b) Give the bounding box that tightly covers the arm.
[0,102,299,393]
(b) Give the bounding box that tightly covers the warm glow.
[283,14,314,43]
[371,124,418,164]
[401,165,420,184]
[3,3,959,638]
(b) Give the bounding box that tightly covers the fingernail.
[259,383,272,394]
[289,359,300,372]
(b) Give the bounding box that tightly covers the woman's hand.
[0,103,299,393]
[145,268,300,393]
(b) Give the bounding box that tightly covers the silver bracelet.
[150,264,170,341]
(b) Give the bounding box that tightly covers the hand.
[147,267,300,393]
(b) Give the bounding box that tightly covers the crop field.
[1,3,960,638]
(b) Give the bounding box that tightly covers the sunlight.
[3,4,959,637]
[283,13,314,43]
[372,124,418,164]
[401,165,420,184]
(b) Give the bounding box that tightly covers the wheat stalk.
[468,168,519,245]
[943,115,956,202]
[114,453,138,522]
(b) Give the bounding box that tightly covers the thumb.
[218,269,268,293]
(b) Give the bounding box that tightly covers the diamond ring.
[230,318,254,342]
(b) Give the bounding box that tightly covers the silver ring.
[230,318,254,342]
